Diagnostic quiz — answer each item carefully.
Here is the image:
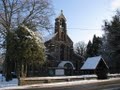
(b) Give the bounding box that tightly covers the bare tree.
[74,41,86,57]
[0,0,54,35]
[0,0,54,51]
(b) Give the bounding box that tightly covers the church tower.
[45,10,73,61]
[55,10,67,41]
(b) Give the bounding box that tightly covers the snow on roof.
[44,33,57,42]
[19,25,45,48]
[58,61,75,69]
[81,56,104,70]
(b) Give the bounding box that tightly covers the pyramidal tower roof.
[56,10,66,21]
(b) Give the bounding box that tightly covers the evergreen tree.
[16,25,45,77]
[86,40,93,58]
[92,35,102,56]
[85,35,102,58]
[5,32,16,81]
[102,11,120,73]
[5,25,45,80]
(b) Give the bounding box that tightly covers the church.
[44,11,84,76]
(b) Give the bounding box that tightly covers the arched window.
[60,44,65,60]
[61,32,64,41]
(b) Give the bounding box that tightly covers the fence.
[19,74,120,85]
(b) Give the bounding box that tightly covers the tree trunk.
[21,62,25,77]
[5,33,13,81]
[24,62,27,77]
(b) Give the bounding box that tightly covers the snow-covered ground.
[1,78,120,90]
[0,73,120,89]
[0,74,18,88]
[0,74,96,88]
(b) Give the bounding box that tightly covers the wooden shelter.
[81,56,109,79]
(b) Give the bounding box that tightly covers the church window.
[61,32,64,41]
[67,47,69,60]
[60,44,65,60]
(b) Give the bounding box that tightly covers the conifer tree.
[86,40,93,58]
[102,11,120,73]
[5,25,45,80]
[92,35,102,56]
[85,35,102,58]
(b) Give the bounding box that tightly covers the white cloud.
[111,0,120,10]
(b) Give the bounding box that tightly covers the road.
[2,78,120,90]
[32,84,120,90]
[24,80,120,90]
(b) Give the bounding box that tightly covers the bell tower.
[55,10,67,41]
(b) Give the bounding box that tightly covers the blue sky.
[52,0,120,44]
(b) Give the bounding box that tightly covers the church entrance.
[57,61,75,76]
[64,63,73,76]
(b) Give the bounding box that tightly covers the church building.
[44,11,84,76]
